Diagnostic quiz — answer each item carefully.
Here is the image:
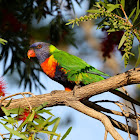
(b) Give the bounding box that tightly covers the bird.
[27,42,140,106]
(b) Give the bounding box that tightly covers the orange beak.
[27,49,36,59]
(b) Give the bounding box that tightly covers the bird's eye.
[37,44,42,49]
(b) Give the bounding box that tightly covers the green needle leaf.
[35,102,48,112]
[100,1,108,8]
[87,10,102,13]
[5,99,12,107]
[50,117,61,140]
[0,122,28,140]
[18,113,31,131]
[133,0,140,24]
[40,130,61,136]
[0,38,7,45]
[1,107,10,116]
[28,110,35,122]
[61,127,72,140]
[135,45,140,67]
[128,8,136,20]
[36,116,52,131]
[121,0,125,9]
[107,4,120,12]
[118,33,126,49]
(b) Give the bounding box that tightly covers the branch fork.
[1,68,140,139]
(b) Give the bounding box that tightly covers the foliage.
[101,29,124,58]
[0,1,140,139]
[0,0,139,90]
[0,103,72,140]
[66,0,140,67]
[0,0,84,91]
[0,77,7,97]
[0,38,7,45]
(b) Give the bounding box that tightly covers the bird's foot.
[73,85,81,96]
[50,90,60,95]
[50,90,63,95]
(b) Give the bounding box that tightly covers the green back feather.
[49,45,110,84]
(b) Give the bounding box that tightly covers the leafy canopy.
[66,0,140,67]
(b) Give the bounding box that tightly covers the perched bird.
[27,42,140,106]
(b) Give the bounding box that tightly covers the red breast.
[41,55,58,78]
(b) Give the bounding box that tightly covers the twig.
[0,92,35,103]
[131,103,140,140]
[0,132,5,139]
[92,100,140,122]
[47,134,50,140]
[21,93,32,111]
[93,100,138,113]
[1,68,140,137]
[82,100,138,119]
[121,87,128,95]
[67,101,124,140]
[0,92,35,111]
[82,100,138,135]
[115,102,140,120]
[121,87,140,140]
[117,103,132,140]
[120,3,140,43]
[104,129,108,140]
[120,4,132,26]
[107,115,138,136]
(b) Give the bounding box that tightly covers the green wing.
[52,50,110,84]
[52,50,89,70]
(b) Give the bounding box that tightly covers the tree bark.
[1,68,140,139]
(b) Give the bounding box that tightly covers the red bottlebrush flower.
[0,77,7,97]
[17,108,38,122]
[101,28,124,58]
[0,9,27,32]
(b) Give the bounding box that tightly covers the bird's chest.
[40,55,58,78]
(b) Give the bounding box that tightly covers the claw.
[73,85,81,95]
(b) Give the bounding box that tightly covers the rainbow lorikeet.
[27,42,140,106]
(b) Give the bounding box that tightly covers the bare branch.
[1,68,140,109]
[82,100,138,136]
[107,116,138,136]
[131,103,140,140]
[0,132,5,139]
[117,102,132,140]
[104,130,108,140]
[1,68,140,138]
[122,85,140,140]
[82,100,139,120]
[66,100,124,140]
[120,4,132,26]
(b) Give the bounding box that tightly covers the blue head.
[27,42,51,64]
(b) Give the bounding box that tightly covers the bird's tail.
[110,89,140,106]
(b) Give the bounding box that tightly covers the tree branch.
[66,100,124,140]
[82,100,139,120]
[82,100,138,136]
[2,68,140,109]
[1,68,140,138]
[108,115,138,136]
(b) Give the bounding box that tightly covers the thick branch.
[66,100,123,140]
[1,68,140,137]
[2,68,140,110]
